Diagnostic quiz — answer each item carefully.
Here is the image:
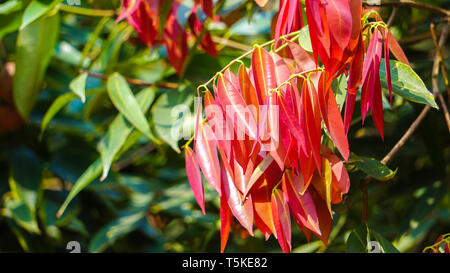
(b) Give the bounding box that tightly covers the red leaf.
[302,81,322,173]
[188,10,217,57]
[220,190,232,253]
[185,147,205,214]
[251,46,278,104]
[371,74,384,140]
[317,74,350,161]
[221,158,254,236]
[282,171,321,235]
[200,0,213,18]
[252,178,276,239]
[324,0,353,50]
[384,31,393,106]
[117,0,143,23]
[216,72,258,140]
[387,31,410,66]
[309,187,333,245]
[195,122,222,195]
[238,64,260,123]
[271,188,292,253]
[322,146,350,204]
[287,40,316,72]
[163,12,188,75]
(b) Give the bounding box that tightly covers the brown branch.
[430,22,450,100]
[381,106,432,165]
[381,22,450,165]
[387,7,399,28]
[212,36,253,52]
[430,22,450,133]
[113,143,155,171]
[363,1,450,17]
[81,70,179,89]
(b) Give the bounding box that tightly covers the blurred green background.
[0,0,449,253]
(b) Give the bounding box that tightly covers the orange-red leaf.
[271,188,292,253]
[185,147,205,214]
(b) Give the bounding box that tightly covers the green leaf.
[106,73,158,142]
[13,12,60,119]
[331,74,348,112]
[350,153,397,181]
[371,230,400,253]
[88,175,157,252]
[152,87,194,153]
[69,72,88,103]
[88,210,147,253]
[346,224,369,253]
[40,88,103,139]
[0,0,22,14]
[20,0,62,30]
[100,87,156,181]
[8,148,43,214]
[57,158,102,218]
[0,11,22,40]
[379,59,438,109]
[298,25,312,53]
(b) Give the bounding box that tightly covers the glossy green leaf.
[371,230,400,253]
[20,0,62,30]
[40,88,103,139]
[350,153,397,181]
[57,158,102,218]
[69,72,88,103]
[379,59,438,109]
[13,12,60,119]
[152,87,194,153]
[100,87,156,181]
[346,224,369,253]
[106,73,158,142]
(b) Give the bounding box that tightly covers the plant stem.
[202,30,302,87]
[58,4,117,17]
[81,69,179,89]
[363,1,450,17]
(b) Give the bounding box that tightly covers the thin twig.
[113,143,155,171]
[380,22,450,165]
[81,70,179,89]
[430,22,450,133]
[387,7,399,28]
[363,1,450,17]
[58,4,117,17]
[430,22,450,99]
[381,106,432,165]
[202,30,302,87]
[212,36,253,52]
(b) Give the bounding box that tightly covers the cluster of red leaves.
[186,40,351,252]
[117,0,217,75]
[182,0,411,252]
[303,0,409,139]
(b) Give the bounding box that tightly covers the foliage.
[0,0,448,253]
